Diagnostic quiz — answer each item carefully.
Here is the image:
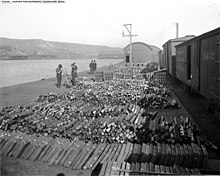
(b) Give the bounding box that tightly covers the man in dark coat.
[89,60,93,73]
[93,60,97,72]
[71,63,78,86]
[56,64,62,88]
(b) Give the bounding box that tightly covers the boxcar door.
[216,38,220,109]
[207,35,218,100]
[200,38,208,98]
[200,35,220,105]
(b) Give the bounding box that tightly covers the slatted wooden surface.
[0,129,208,173]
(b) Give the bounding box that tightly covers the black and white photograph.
[0,0,220,175]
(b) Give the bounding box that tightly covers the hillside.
[0,37,123,59]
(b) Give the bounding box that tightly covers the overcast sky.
[0,0,219,49]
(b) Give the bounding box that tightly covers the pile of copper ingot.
[0,72,209,175]
[95,65,146,82]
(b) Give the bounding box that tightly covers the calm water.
[0,59,123,88]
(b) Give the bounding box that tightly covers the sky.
[0,0,219,49]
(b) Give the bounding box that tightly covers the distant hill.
[0,37,123,60]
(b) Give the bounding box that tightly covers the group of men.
[55,62,78,88]
[89,60,97,74]
[56,60,98,88]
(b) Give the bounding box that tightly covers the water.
[0,59,123,88]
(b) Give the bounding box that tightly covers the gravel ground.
[1,155,92,176]
[0,70,93,108]
[167,75,220,160]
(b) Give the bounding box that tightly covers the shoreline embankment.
[0,69,92,107]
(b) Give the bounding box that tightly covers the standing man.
[93,60,97,72]
[71,62,78,86]
[56,64,62,88]
[89,60,93,74]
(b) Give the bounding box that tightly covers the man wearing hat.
[89,60,93,74]
[56,64,62,88]
[71,62,78,86]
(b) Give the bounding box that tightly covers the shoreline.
[0,58,122,61]
[0,69,93,107]
[0,59,123,88]
[0,63,120,107]
[0,58,94,61]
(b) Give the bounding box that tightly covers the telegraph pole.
[123,24,137,64]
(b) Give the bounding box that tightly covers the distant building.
[29,54,57,60]
[0,46,13,59]
[98,51,124,59]
[7,49,29,60]
[34,51,44,55]
[123,42,161,64]
[162,35,195,75]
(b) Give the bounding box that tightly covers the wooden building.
[162,35,195,76]
[175,27,220,110]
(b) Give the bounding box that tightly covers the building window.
[186,45,192,80]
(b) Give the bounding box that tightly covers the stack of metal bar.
[132,67,142,75]
[0,70,210,175]
[124,73,133,79]
[144,72,154,81]
[133,74,144,80]
[152,72,167,84]
[138,96,181,109]
[1,130,207,175]
[0,103,147,143]
[115,72,125,80]
[95,71,104,82]
[103,71,114,81]
[100,161,201,176]
[0,131,129,170]
[127,142,208,169]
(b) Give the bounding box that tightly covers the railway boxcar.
[162,36,195,76]
[175,27,220,110]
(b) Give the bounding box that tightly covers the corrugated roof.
[162,35,195,47]
[175,27,220,48]
[124,42,153,51]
